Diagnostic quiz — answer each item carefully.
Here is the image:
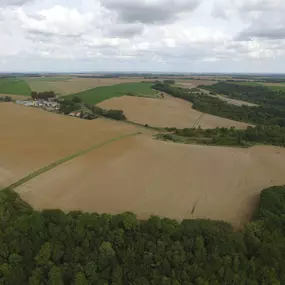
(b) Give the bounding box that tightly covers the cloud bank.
[0,0,284,72]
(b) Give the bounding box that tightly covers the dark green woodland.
[1,186,285,285]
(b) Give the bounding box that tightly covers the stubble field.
[0,103,139,188]
[16,134,285,227]
[99,94,250,129]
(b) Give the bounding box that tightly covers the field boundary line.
[2,132,139,191]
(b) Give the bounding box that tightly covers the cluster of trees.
[59,98,126,121]
[31,91,56,100]
[59,99,81,115]
[0,96,12,102]
[159,125,285,147]
[1,186,285,284]
[152,82,285,127]
[91,105,126,121]
[163,80,175,85]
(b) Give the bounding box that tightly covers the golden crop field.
[16,135,285,227]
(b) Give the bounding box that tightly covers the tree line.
[31,91,56,100]
[1,186,285,284]
[152,82,285,127]
[157,125,285,147]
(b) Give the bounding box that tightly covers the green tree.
[35,242,52,266]
[74,272,88,285]
[48,266,64,285]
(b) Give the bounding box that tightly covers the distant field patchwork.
[230,81,285,91]
[25,77,152,96]
[0,78,31,96]
[65,82,159,105]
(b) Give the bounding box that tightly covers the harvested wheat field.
[0,103,139,188]
[16,135,285,227]
[99,95,250,129]
[26,77,150,96]
[175,79,216,88]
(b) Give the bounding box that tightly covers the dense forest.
[157,125,285,147]
[199,82,285,106]
[1,187,285,284]
[152,82,285,127]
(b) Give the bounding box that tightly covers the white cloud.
[0,0,284,72]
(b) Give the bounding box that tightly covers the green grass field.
[65,82,158,105]
[0,78,32,96]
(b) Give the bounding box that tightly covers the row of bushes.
[31,91,56,100]
[158,125,285,147]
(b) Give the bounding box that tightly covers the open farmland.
[65,82,158,104]
[16,135,285,227]
[99,94,250,129]
[0,103,140,188]
[175,79,217,88]
[0,78,31,96]
[26,77,151,96]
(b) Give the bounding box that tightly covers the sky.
[0,0,285,73]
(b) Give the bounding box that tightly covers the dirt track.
[215,95,258,107]
[16,135,285,227]
[0,103,139,188]
[99,95,250,129]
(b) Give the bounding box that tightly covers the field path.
[2,132,139,191]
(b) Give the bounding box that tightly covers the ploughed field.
[0,103,139,188]
[16,134,285,227]
[99,94,250,129]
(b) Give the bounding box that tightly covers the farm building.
[16,100,35,107]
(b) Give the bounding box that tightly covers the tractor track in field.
[2,132,140,191]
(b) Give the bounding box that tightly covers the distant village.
[16,97,60,113]
[4,90,126,121]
